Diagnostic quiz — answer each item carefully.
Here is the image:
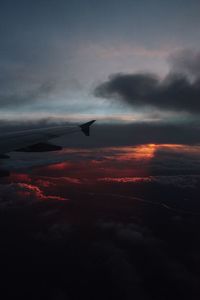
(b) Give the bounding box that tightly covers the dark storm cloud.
[169,49,200,78]
[95,72,200,114]
[94,50,200,114]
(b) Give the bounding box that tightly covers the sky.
[1,2,200,299]
[1,0,200,124]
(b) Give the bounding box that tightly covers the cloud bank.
[95,50,200,115]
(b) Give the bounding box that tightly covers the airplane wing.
[0,120,96,156]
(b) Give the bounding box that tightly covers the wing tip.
[79,120,96,136]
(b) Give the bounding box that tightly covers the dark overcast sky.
[1,0,200,123]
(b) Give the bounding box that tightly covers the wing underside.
[0,120,96,155]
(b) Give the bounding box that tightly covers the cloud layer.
[95,50,200,115]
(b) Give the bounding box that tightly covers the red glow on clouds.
[46,162,72,171]
[108,144,157,160]
[32,143,197,181]
[7,143,200,204]
[11,173,32,182]
[17,183,67,201]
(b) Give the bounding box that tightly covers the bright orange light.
[104,144,157,161]
[108,144,194,161]
[132,144,157,159]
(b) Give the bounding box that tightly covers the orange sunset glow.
[9,143,200,194]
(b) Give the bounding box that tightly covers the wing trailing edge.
[79,120,96,136]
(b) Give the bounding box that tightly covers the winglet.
[79,120,96,136]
